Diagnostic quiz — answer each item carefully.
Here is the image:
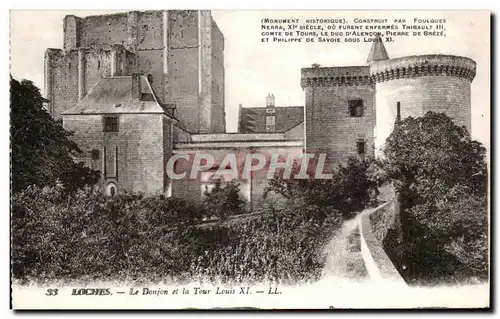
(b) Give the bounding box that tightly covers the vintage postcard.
[10,9,490,310]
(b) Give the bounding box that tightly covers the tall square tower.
[44,10,225,133]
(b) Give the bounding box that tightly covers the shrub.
[12,186,343,285]
[138,196,207,227]
[381,111,489,284]
[186,202,343,284]
[203,180,246,219]
[406,191,488,284]
[264,156,380,218]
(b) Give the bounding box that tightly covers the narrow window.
[103,146,107,176]
[357,140,366,155]
[349,99,364,117]
[91,149,100,160]
[114,146,118,178]
[103,116,119,132]
[396,101,401,121]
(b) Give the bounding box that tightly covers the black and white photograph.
[9,9,490,309]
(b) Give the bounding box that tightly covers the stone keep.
[44,10,225,134]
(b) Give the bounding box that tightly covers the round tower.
[369,49,476,155]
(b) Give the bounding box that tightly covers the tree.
[264,157,380,218]
[203,180,245,219]
[383,111,487,208]
[10,76,100,194]
[382,111,489,283]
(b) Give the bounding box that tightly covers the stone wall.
[211,18,225,133]
[45,46,136,119]
[135,11,166,101]
[371,54,476,155]
[63,113,171,195]
[359,199,406,285]
[50,10,225,134]
[171,144,303,207]
[63,15,82,50]
[168,10,199,132]
[301,66,375,169]
[77,13,128,49]
[82,49,112,96]
[166,10,225,133]
[44,49,79,119]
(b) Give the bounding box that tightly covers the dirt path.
[321,217,368,281]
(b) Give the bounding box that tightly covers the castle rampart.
[301,66,371,87]
[370,54,476,83]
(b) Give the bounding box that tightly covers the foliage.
[381,111,489,283]
[405,187,489,283]
[10,76,100,194]
[264,156,380,218]
[12,186,343,284]
[187,202,343,284]
[203,180,246,219]
[383,111,487,205]
[139,195,207,227]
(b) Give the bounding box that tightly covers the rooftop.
[62,75,174,116]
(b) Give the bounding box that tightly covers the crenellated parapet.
[300,66,372,87]
[370,54,476,83]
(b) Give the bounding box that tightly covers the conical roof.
[366,34,389,63]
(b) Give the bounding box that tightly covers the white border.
[3,0,498,317]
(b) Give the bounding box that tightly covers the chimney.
[132,73,142,99]
[266,93,275,108]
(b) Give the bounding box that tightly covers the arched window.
[106,182,117,197]
[147,74,153,84]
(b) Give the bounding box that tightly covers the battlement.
[300,65,371,87]
[45,44,136,78]
[370,54,476,83]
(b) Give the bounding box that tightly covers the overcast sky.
[10,10,489,147]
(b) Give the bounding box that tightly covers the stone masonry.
[301,35,476,166]
[45,10,225,134]
[46,15,477,202]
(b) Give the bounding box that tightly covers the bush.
[264,156,380,218]
[186,202,343,284]
[12,186,343,284]
[139,195,207,227]
[381,111,489,284]
[203,180,246,219]
[405,190,488,284]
